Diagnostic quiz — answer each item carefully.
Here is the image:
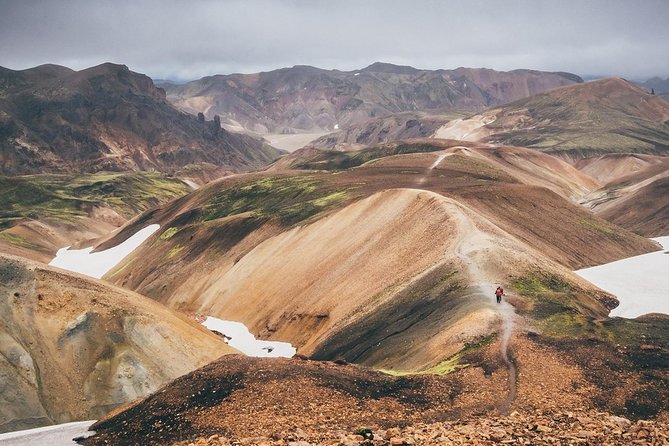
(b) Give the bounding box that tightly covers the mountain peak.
[361,62,420,74]
[77,62,131,77]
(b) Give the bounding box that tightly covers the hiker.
[495,286,504,304]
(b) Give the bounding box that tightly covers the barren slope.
[595,175,669,237]
[84,319,669,446]
[307,111,464,151]
[0,254,234,433]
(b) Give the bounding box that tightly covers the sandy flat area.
[263,132,331,152]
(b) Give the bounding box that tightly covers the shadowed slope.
[575,154,669,236]
[597,176,669,237]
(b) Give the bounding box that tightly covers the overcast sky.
[1,0,667,81]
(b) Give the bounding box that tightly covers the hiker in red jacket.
[495,286,504,304]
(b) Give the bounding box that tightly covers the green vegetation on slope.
[512,270,669,348]
[512,270,601,338]
[200,175,354,226]
[0,172,190,228]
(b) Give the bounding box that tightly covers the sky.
[1,0,667,81]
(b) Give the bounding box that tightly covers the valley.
[0,59,668,446]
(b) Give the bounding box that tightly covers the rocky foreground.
[175,410,669,446]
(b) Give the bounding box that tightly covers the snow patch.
[334,124,339,130]
[48,224,160,279]
[202,316,296,358]
[575,236,669,318]
[0,420,95,445]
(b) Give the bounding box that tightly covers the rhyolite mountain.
[0,253,235,433]
[160,63,582,135]
[0,63,281,176]
[73,140,668,446]
[432,78,669,157]
[102,139,656,368]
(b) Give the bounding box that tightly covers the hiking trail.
[451,208,518,414]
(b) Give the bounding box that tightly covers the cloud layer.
[1,0,667,80]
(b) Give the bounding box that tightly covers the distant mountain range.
[0,63,281,176]
[637,76,669,98]
[159,62,583,135]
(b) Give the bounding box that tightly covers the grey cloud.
[0,0,667,80]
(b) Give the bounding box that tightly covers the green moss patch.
[159,227,179,240]
[167,245,184,259]
[200,175,351,226]
[380,355,466,377]
[0,232,41,250]
[511,270,600,338]
[0,172,189,228]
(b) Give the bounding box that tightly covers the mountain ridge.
[160,63,583,135]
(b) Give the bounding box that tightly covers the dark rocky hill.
[0,63,281,175]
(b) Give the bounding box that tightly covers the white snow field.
[0,421,95,446]
[575,236,669,318]
[48,224,160,279]
[202,316,296,358]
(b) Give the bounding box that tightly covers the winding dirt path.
[450,207,518,414]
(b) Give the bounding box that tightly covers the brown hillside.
[574,154,669,236]
[83,334,669,446]
[431,78,669,157]
[597,176,669,237]
[82,347,592,446]
[0,254,234,433]
[307,111,463,151]
[103,141,654,372]
[573,153,667,185]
